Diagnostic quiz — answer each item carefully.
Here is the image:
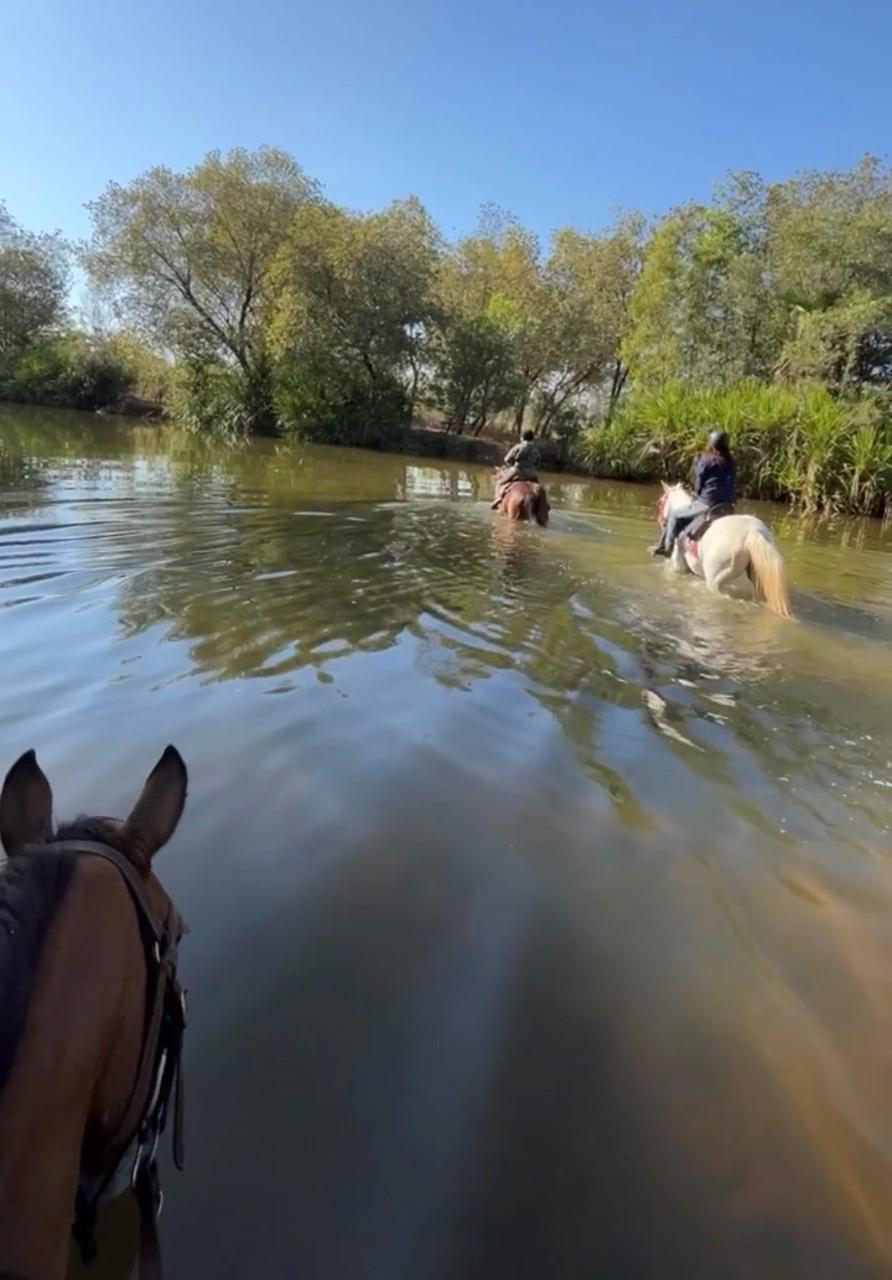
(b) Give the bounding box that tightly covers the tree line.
[2,148,890,513]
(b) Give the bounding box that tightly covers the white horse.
[656,482,793,618]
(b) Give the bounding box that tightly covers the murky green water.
[2,405,891,1279]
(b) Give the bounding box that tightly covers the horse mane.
[0,848,78,1093]
[54,816,119,845]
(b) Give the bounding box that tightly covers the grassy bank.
[160,364,892,515]
[583,383,892,517]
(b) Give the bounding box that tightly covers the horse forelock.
[0,849,78,1094]
[54,816,121,845]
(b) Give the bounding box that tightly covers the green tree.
[272,197,438,392]
[767,157,892,388]
[623,159,892,395]
[623,202,784,386]
[0,203,69,354]
[426,312,520,434]
[0,333,136,411]
[84,148,320,426]
[269,197,439,442]
[428,209,543,434]
[430,209,644,441]
[541,212,644,432]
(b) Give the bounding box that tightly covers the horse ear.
[660,480,670,493]
[121,746,188,870]
[0,750,54,856]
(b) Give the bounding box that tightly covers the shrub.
[168,357,275,437]
[274,356,410,447]
[0,334,135,410]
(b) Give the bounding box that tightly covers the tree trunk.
[453,388,472,434]
[606,360,628,425]
[472,376,491,436]
[513,392,527,434]
[407,352,420,413]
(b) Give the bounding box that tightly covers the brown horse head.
[0,747,188,1280]
[497,481,550,526]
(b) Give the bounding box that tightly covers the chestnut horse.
[0,746,188,1280]
[496,480,550,526]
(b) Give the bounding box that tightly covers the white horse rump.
[658,483,793,619]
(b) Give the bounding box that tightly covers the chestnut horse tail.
[744,530,792,619]
[531,484,549,526]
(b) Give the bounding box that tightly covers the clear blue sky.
[2,0,888,246]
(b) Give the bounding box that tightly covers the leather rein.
[45,839,187,1280]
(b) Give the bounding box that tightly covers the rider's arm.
[504,443,521,465]
[693,457,706,495]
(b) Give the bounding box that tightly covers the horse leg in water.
[670,543,688,575]
[702,541,748,595]
[515,483,548,525]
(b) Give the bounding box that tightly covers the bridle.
[44,838,187,1280]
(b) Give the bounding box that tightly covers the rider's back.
[505,438,541,470]
[695,454,735,507]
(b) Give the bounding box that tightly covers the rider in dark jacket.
[650,430,736,556]
[694,447,736,507]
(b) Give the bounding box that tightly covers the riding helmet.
[707,428,729,449]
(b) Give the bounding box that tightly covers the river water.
[1,406,891,1279]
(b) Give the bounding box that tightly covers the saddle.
[680,502,735,548]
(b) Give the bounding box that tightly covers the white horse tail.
[744,531,793,619]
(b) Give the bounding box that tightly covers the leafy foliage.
[268,197,437,441]
[0,203,69,354]
[274,358,410,447]
[84,148,319,386]
[623,159,892,394]
[0,334,135,410]
[167,355,276,437]
[426,208,642,441]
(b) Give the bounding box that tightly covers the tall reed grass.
[582,382,892,516]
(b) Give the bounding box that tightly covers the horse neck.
[0,856,146,1278]
[667,487,692,511]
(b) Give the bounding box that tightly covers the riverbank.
[3,394,889,519]
[383,424,580,473]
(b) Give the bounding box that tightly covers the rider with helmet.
[650,429,736,556]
